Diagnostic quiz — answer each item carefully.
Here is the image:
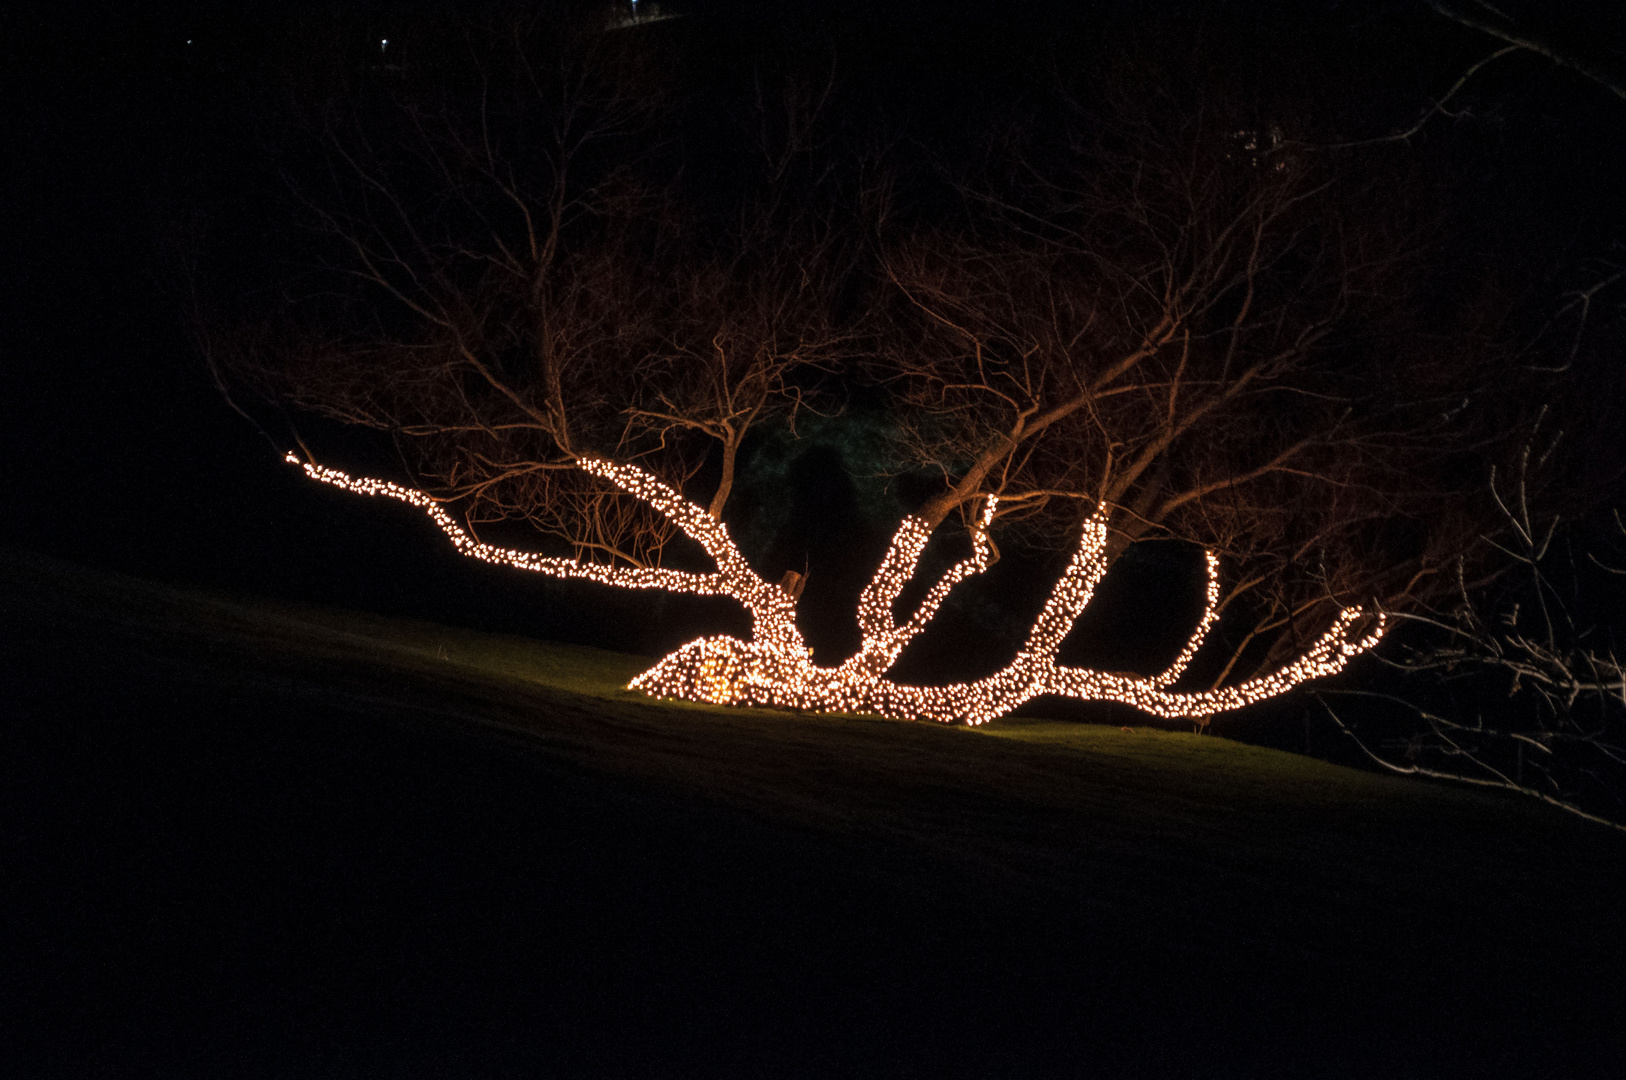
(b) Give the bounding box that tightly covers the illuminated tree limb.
[292,452,1384,725]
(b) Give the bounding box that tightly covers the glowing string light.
[289,452,1386,725]
[1151,550,1220,688]
[841,496,998,681]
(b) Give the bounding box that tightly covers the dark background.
[5,4,1626,1078]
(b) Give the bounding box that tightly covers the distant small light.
[186,39,193,45]
[381,39,388,52]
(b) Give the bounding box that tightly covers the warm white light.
[291,452,1386,725]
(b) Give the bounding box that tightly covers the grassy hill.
[3,549,1623,1078]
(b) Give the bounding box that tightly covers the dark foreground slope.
[3,551,1624,1079]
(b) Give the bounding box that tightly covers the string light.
[290,452,1386,725]
[1151,550,1220,688]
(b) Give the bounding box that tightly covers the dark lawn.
[2,550,1623,1078]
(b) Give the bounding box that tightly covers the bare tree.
[1321,420,1626,831]
[206,21,1565,728]
[1422,1,1626,104]
[209,18,857,576]
[1277,3,1626,822]
[866,80,1533,700]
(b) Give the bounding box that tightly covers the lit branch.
[1151,550,1220,688]
[295,454,1385,725]
[844,496,999,678]
[289,452,805,654]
